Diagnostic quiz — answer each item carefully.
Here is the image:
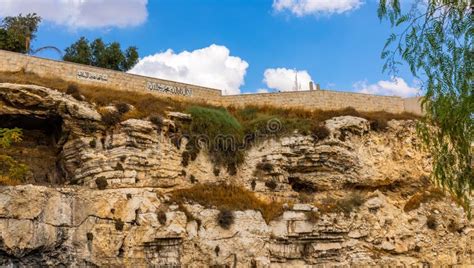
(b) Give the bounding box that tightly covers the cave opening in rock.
[0,114,66,184]
[288,176,318,193]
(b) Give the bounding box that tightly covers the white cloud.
[129,44,249,95]
[257,88,270,93]
[0,0,148,28]
[273,0,363,16]
[263,68,313,92]
[353,77,420,97]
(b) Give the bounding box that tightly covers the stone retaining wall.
[0,49,422,114]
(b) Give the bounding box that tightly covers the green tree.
[0,13,41,53]
[63,37,92,65]
[0,128,28,185]
[379,0,473,216]
[63,37,139,71]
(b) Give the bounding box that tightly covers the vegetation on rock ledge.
[170,183,284,223]
[0,128,29,185]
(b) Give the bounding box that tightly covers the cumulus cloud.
[263,68,313,92]
[0,0,148,28]
[353,77,420,97]
[273,0,363,16]
[129,44,249,95]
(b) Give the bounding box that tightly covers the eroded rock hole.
[288,176,318,193]
[0,114,66,184]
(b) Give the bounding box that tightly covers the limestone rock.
[0,83,472,266]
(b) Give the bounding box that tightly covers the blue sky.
[0,0,420,97]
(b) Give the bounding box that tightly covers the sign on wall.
[146,81,193,96]
[77,70,108,82]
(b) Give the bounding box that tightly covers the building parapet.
[0,49,423,115]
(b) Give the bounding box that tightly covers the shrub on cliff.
[311,124,330,141]
[184,106,245,172]
[100,110,122,127]
[66,84,84,101]
[217,209,234,229]
[316,192,365,215]
[95,177,108,190]
[0,128,29,185]
[170,183,284,223]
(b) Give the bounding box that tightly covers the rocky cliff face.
[0,83,472,267]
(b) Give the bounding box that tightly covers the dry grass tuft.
[0,175,21,186]
[404,188,445,212]
[170,183,285,223]
[316,192,365,215]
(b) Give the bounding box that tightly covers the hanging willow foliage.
[379,0,473,217]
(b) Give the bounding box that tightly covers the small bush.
[265,179,278,190]
[426,214,437,230]
[149,115,164,130]
[95,177,108,190]
[256,162,273,173]
[213,168,220,176]
[89,139,97,148]
[337,193,365,214]
[217,209,234,229]
[189,175,197,184]
[298,192,314,203]
[370,119,389,131]
[185,106,245,172]
[115,219,124,231]
[170,183,284,223]
[157,210,167,225]
[182,151,190,167]
[115,103,130,114]
[305,211,319,223]
[316,192,365,215]
[78,121,98,134]
[86,232,93,241]
[227,163,237,175]
[66,84,83,100]
[251,179,256,190]
[0,175,21,186]
[447,219,462,233]
[101,110,122,126]
[404,188,445,212]
[311,124,330,141]
[115,163,124,171]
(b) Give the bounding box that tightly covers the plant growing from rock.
[115,102,130,114]
[217,209,234,229]
[100,110,122,127]
[170,183,284,223]
[95,177,108,190]
[89,139,96,148]
[157,210,167,225]
[265,179,278,191]
[316,192,365,216]
[305,211,319,223]
[66,84,83,100]
[311,124,330,141]
[115,219,124,231]
[426,214,437,230]
[256,162,273,173]
[149,115,164,131]
[0,128,29,185]
[370,119,389,132]
[404,188,444,212]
